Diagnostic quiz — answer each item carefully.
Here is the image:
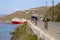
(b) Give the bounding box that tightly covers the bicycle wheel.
[44,22,48,30]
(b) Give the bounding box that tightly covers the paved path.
[32,21,60,40]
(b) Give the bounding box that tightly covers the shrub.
[55,13,60,22]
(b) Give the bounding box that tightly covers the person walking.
[31,14,38,25]
[34,16,38,25]
[43,15,49,30]
[31,15,35,22]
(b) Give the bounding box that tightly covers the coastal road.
[34,21,60,40]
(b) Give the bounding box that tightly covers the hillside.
[47,3,60,22]
[0,6,50,21]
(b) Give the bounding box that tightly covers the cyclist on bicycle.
[43,15,49,30]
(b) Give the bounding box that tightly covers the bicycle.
[44,21,48,30]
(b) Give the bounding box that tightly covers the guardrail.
[28,20,57,40]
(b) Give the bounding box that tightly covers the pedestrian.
[31,15,35,22]
[31,14,38,25]
[34,16,38,25]
[43,15,49,30]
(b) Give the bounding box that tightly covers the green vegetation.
[11,24,39,40]
[55,13,60,22]
[40,37,42,40]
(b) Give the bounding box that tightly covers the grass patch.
[11,23,38,40]
[40,37,42,40]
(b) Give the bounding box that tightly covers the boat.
[11,17,27,24]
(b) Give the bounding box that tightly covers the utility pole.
[46,1,48,7]
[52,0,54,21]
[45,0,48,17]
[52,0,54,7]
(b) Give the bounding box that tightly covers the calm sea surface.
[0,23,19,40]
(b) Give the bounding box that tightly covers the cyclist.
[43,15,49,30]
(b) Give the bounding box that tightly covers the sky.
[0,0,60,15]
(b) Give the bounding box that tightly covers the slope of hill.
[0,6,50,21]
[55,3,60,22]
[47,3,60,22]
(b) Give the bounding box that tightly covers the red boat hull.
[11,21,23,24]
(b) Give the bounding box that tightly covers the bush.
[55,13,60,22]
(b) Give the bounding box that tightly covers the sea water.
[0,23,19,40]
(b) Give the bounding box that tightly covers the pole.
[46,0,48,16]
[52,0,54,21]
[52,0,54,7]
[46,1,47,7]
